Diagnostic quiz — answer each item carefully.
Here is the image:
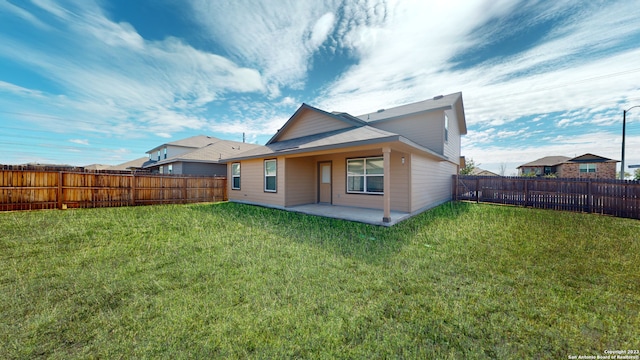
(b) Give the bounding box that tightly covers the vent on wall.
[433,95,444,100]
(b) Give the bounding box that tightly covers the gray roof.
[145,139,263,167]
[107,157,153,170]
[518,156,572,168]
[225,125,447,162]
[356,92,466,134]
[146,135,221,153]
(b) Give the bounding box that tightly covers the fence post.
[587,179,592,213]
[452,175,458,200]
[130,173,136,206]
[475,177,480,203]
[183,177,188,203]
[57,171,63,209]
[524,178,528,207]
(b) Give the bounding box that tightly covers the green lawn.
[1,202,639,359]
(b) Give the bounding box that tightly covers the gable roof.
[266,103,367,145]
[357,92,467,135]
[146,135,220,154]
[470,167,499,176]
[517,156,571,168]
[566,153,619,163]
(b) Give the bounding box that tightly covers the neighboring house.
[143,135,262,176]
[470,167,499,176]
[517,153,619,179]
[107,157,152,172]
[225,92,467,224]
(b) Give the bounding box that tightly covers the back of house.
[225,92,467,225]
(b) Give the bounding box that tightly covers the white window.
[580,164,596,173]
[264,159,277,192]
[444,113,449,142]
[347,157,384,194]
[157,150,161,161]
[168,164,173,174]
[231,163,240,190]
[159,166,163,174]
[163,147,167,159]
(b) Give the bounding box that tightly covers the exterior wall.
[411,153,456,212]
[148,145,195,162]
[277,108,352,142]
[182,162,227,176]
[369,111,444,155]
[147,162,226,176]
[284,157,316,206]
[443,109,461,161]
[227,157,285,207]
[314,149,410,212]
[558,162,617,179]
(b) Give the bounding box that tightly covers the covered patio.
[287,203,412,226]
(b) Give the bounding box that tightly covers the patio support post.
[382,146,391,223]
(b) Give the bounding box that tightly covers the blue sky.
[1,0,639,176]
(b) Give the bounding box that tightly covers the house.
[225,92,467,225]
[107,157,152,172]
[517,153,619,179]
[142,135,262,176]
[470,167,499,176]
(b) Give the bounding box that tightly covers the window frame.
[444,113,449,143]
[264,159,277,193]
[231,162,241,190]
[346,156,384,195]
[579,163,596,173]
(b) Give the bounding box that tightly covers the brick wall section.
[558,162,617,179]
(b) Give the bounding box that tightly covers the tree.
[617,171,631,180]
[460,158,477,175]
[635,168,640,181]
[499,162,507,176]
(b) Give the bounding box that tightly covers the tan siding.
[277,108,352,142]
[411,154,456,212]
[370,112,444,154]
[227,158,285,207]
[284,157,316,206]
[443,109,461,161]
[314,149,409,212]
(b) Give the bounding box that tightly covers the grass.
[1,202,639,359]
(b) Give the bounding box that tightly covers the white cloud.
[0,0,266,139]
[308,12,336,50]
[69,139,89,145]
[187,0,342,95]
[0,0,51,29]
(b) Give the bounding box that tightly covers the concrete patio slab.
[287,203,411,226]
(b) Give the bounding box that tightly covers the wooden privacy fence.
[0,169,227,211]
[453,175,640,220]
